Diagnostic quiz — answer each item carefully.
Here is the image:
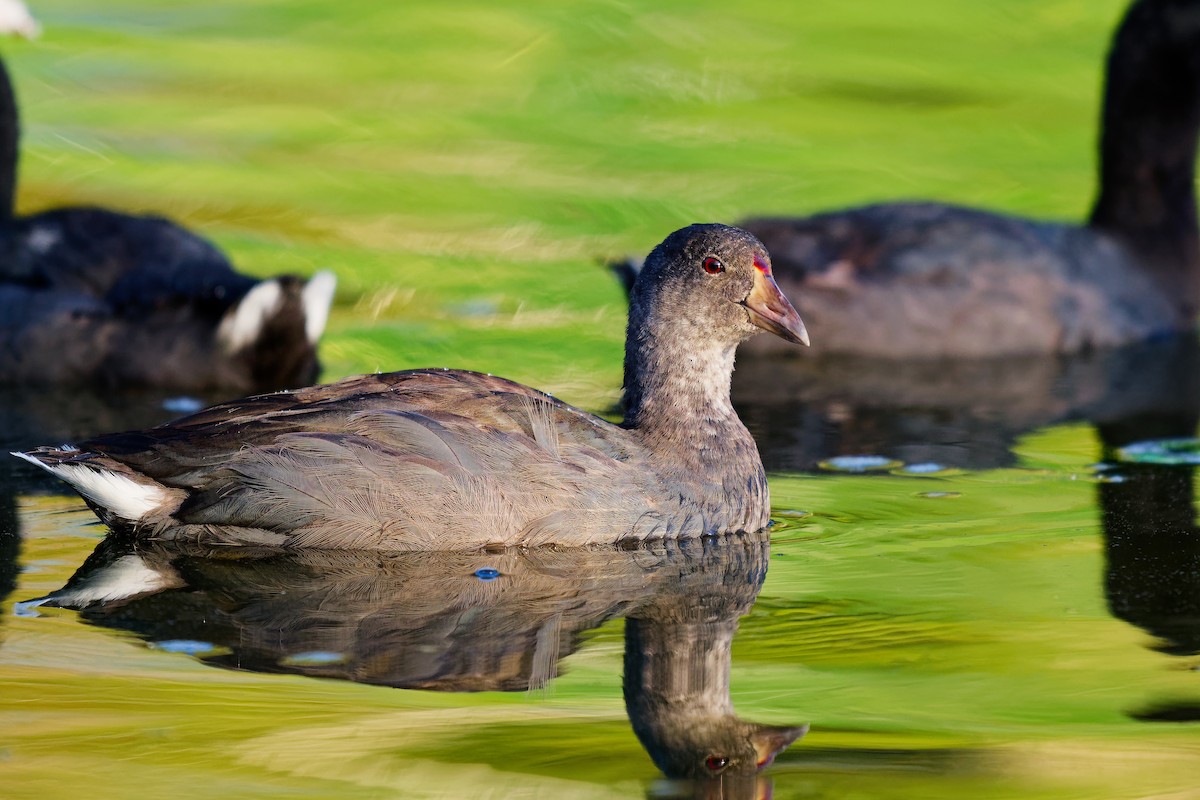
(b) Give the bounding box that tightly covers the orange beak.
[742,268,809,346]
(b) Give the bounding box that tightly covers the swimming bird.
[617,0,1200,359]
[0,27,335,391]
[14,224,808,550]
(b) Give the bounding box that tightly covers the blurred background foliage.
[8,0,1126,405]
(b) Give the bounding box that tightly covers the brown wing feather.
[78,370,673,549]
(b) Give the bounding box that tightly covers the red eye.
[704,755,729,773]
[703,256,725,275]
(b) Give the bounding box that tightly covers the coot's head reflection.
[24,529,805,790]
[622,537,806,784]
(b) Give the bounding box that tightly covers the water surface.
[3,338,1200,799]
[3,1,1197,796]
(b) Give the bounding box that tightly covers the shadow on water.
[733,333,1200,472]
[20,530,805,797]
[1097,437,1200,658]
[1093,394,1200,722]
[0,384,219,457]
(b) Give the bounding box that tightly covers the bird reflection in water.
[20,529,805,796]
[1094,405,1200,722]
[733,333,1200,472]
[624,548,806,797]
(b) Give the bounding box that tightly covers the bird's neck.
[621,317,749,457]
[621,316,770,531]
[624,618,736,722]
[0,57,17,221]
[1087,0,1200,313]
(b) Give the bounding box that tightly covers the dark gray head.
[629,224,809,348]
[636,716,807,782]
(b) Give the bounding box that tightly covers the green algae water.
[3,0,1200,797]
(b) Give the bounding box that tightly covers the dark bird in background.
[744,0,1200,358]
[615,0,1200,359]
[0,16,335,392]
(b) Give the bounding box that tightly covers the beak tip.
[743,270,809,348]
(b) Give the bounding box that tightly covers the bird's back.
[40,369,694,549]
[0,208,330,390]
[743,202,1177,358]
[0,207,249,306]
